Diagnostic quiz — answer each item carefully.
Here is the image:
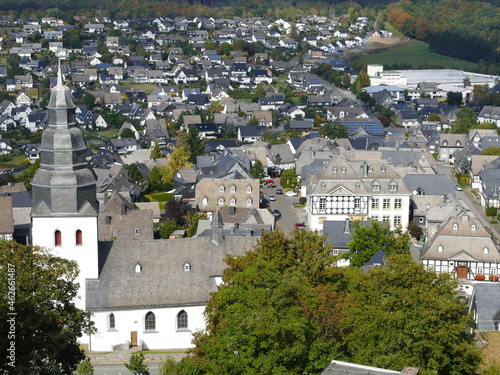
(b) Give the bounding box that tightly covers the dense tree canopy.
[192,229,347,375]
[319,121,349,140]
[340,253,481,375]
[191,229,480,375]
[0,240,94,375]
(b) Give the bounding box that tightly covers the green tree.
[150,140,163,159]
[0,240,94,374]
[186,125,205,164]
[280,167,299,190]
[446,91,463,106]
[249,159,265,180]
[15,158,40,192]
[451,107,477,134]
[158,220,180,239]
[319,121,348,139]
[75,358,94,375]
[351,70,370,96]
[125,352,149,374]
[427,113,441,123]
[125,163,144,184]
[192,229,347,375]
[121,128,135,139]
[343,220,410,268]
[160,147,193,185]
[482,147,500,156]
[340,253,481,375]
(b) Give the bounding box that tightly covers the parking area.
[261,178,307,234]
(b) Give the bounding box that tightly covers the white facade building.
[306,156,411,232]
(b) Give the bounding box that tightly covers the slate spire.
[31,61,98,217]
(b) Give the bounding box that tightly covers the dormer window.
[355,183,360,190]
[247,198,252,206]
[368,167,373,173]
[230,198,236,206]
[438,245,443,252]
[484,247,489,254]
[218,186,224,193]
[372,182,380,192]
[453,223,458,230]
[230,186,236,193]
[471,224,476,231]
[333,168,337,173]
[184,263,191,272]
[135,263,142,273]
[218,198,224,206]
[455,141,461,146]
[246,186,252,194]
[389,182,398,192]
[202,197,208,206]
[341,167,346,173]
[381,167,386,173]
[321,182,326,190]
[443,140,448,146]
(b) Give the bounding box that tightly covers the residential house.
[98,190,154,241]
[306,155,410,232]
[421,213,500,280]
[238,125,268,143]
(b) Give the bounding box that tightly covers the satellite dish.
[412,190,418,195]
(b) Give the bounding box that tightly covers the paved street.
[261,178,306,234]
[92,363,161,375]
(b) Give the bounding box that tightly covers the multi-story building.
[306,155,410,232]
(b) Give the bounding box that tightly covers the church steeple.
[31,62,98,217]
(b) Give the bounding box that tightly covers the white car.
[285,191,298,197]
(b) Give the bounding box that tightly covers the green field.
[0,154,28,170]
[354,39,479,72]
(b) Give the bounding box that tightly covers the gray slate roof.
[87,235,258,311]
[473,283,500,331]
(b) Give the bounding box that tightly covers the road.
[261,178,306,234]
[92,363,161,375]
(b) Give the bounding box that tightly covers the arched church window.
[76,230,82,245]
[177,310,188,329]
[55,230,62,246]
[145,311,155,330]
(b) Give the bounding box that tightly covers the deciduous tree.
[319,121,348,139]
[0,240,94,374]
[340,253,481,375]
[192,230,348,375]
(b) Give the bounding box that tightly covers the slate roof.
[87,234,258,311]
[473,283,500,331]
[402,174,456,196]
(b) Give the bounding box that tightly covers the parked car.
[455,184,463,191]
[269,195,276,201]
[273,209,281,218]
[276,189,283,195]
[285,191,298,197]
[267,183,276,188]
[295,222,306,229]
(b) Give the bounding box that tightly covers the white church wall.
[90,305,206,351]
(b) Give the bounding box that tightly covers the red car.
[295,222,306,229]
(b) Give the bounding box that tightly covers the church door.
[131,331,138,347]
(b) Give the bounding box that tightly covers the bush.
[299,197,306,205]
[486,207,498,217]
[407,220,423,240]
[124,352,149,374]
[75,358,94,375]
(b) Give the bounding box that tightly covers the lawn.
[97,129,119,139]
[480,331,500,371]
[354,39,479,72]
[144,191,174,209]
[0,154,28,170]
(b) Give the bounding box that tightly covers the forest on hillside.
[0,0,498,71]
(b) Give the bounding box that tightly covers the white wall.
[89,305,206,351]
[32,216,99,311]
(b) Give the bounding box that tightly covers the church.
[30,67,259,351]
